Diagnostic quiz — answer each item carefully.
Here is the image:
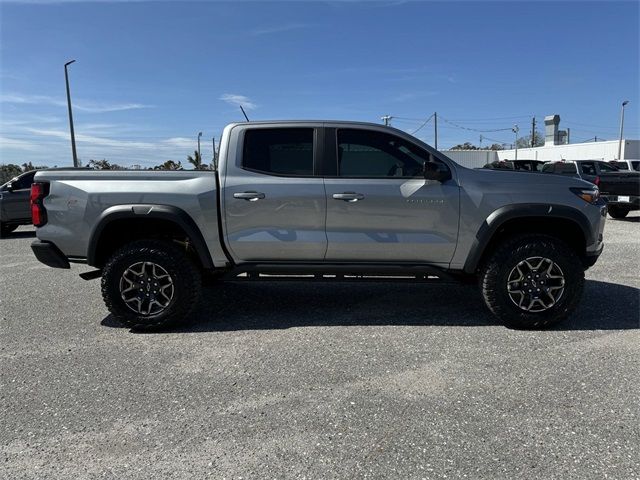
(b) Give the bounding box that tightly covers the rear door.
[223,125,327,262]
[322,126,460,265]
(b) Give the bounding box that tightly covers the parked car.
[31,121,606,330]
[0,169,37,237]
[482,160,545,172]
[609,160,640,172]
[541,160,640,218]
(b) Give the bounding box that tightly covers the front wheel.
[101,239,201,331]
[0,222,18,237]
[479,235,584,329]
[608,205,630,219]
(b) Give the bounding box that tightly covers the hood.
[458,166,594,189]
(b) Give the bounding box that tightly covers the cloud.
[162,137,198,149]
[219,93,257,110]
[0,93,152,113]
[0,136,40,151]
[392,91,438,102]
[250,23,312,36]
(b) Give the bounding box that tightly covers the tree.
[186,150,208,170]
[89,159,124,170]
[450,142,480,151]
[516,130,545,149]
[0,164,23,184]
[154,160,183,170]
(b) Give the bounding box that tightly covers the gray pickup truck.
[31,121,607,330]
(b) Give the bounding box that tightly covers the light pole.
[197,131,202,163]
[512,124,519,160]
[64,60,79,167]
[618,100,629,160]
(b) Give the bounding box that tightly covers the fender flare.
[463,203,593,274]
[87,204,214,269]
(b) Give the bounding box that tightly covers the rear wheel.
[101,239,201,331]
[480,234,584,329]
[0,222,18,237]
[608,205,630,219]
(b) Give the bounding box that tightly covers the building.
[444,114,639,169]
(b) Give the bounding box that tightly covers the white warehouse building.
[444,114,639,169]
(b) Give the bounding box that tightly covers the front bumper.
[602,194,640,209]
[31,240,70,269]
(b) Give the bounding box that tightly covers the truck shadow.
[0,230,36,239]
[102,279,639,332]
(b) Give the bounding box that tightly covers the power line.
[439,115,513,133]
[411,113,434,134]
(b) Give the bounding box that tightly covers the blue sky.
[1,0,638,168]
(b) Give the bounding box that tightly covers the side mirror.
[423,162,451,182]
[6,181,16,192]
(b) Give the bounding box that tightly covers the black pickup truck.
[0,170,37,236]
[542,160,640,218]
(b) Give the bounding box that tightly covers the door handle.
[233,191,266,201]
[332,192,364,202]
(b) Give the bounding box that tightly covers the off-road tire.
[0,222,18,237]
[101,239,201,331]
[608,205,630,219]
[480,234,584,329]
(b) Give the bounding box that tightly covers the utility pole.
[618,100,629,160]
[434,112,438,150]
[512,124,520,160]
[64,60,78,168]
[479,134,483,148]
[381,115,392,126]
[530,116,536,147]
[197,132,202,162]
[567,128,570,145]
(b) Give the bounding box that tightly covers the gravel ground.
[1,214,639,479]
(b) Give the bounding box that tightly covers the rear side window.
[337,129,430,177]
[242,128,314,176]
[557,162,577,174]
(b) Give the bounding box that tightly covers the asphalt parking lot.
[1,215,639,479]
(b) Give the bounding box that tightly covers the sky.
[1,0,639,168]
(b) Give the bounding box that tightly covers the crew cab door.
[222,125,327,262]
[322,126,460,264]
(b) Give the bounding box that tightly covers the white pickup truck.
[31,121,606,330]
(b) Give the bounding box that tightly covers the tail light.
[30,182,50,227]
[594,175,600,186]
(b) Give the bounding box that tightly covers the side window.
[337,129,432,178]
[610,161,629,170]
[632,161,640,171]
[597,161,618,172]
[580,162,596,175]
[13,172,36,190]
[242,128,314,176]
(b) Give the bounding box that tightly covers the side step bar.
[221,263,460,283]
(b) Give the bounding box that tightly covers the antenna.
[240,105,250,122]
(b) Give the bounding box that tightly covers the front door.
[223,126,327,262]
[323,127,459,265]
